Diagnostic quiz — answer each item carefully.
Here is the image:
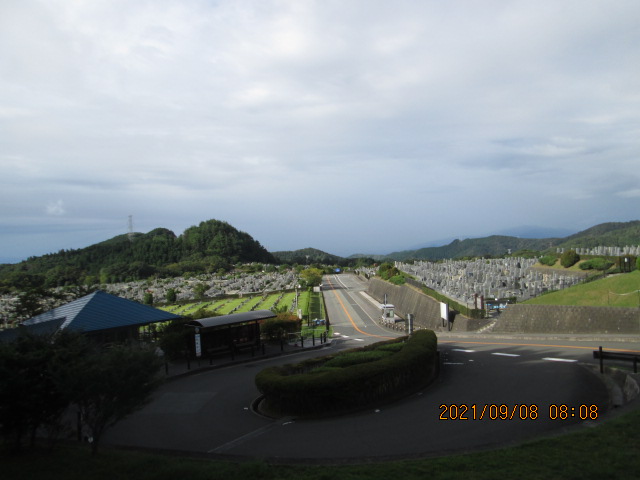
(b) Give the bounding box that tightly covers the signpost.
[440,302,448,328]
[194,328,202,358]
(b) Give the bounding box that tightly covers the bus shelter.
[185,309,276,358]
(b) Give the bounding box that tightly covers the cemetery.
[396,257,586,308]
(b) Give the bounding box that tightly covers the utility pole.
[128,215,134,242]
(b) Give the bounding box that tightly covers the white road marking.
[353,338,364,342]
[543,357,578,363]
[452,349,476,353]
[209,419,291,453]
[492,353,520,357]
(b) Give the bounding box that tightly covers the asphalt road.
[102,274,632,462]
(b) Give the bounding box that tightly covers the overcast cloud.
[1,0,639,262]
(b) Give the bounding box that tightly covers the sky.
[1,0,639,263]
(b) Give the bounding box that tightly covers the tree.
[194,283,207,299]
[62,344,163,454]
[10,289,47,324]
[560,250,580,268]
[378,262,401,280]
[260,314,301,342]
[165,288,177,303]
[143,291,153,305]
[157,319,191,360]
[0,331,88,452]
[299,268,323,287]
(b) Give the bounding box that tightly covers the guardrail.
[593,346,639,373]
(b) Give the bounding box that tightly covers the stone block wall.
[492,305,640,335]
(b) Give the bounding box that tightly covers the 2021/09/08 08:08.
[439,404,599,421]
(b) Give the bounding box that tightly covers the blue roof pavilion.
[1,290,182,342]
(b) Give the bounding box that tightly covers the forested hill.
[272,248,345,266]
[0,220,275,290]
[383,221,640,261]
[383,236,553,261]
[558,221,640,249]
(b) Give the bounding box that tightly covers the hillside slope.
[0,219,275,290]
[523,270,640,307]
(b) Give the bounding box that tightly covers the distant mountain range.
[1,219,638,292]
[376,221,640,261]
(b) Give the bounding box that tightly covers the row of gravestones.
[396,258,583,306]
[556,245,640,256]
[100,271,299,304]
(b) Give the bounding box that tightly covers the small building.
[186,309,276,358]
[0,290,182,343]
[381,303,395,322]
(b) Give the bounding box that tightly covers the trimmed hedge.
[255,330,438,416]
[579,258,614,271]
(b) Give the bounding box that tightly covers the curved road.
[103,274,630,462]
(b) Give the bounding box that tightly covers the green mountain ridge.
[271,247,346,265]
[0,220,275,290]
[1,220,638,292]
[381,220,640,261]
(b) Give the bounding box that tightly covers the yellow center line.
[324,277,640,352]
[325,277,393,340]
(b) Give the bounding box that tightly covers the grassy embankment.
[524,269,640,307]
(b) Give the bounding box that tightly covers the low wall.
[366,278,490,332]
[492,305,640,335]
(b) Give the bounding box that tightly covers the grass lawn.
[524,270,640,307]
[297,290,310,316]
[3,404,639,480]
[251,293,282,311]
[160,291,301,317]
[210,297,246,315]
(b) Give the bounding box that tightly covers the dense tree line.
[0,332,162,454]
[0,220,276,292]
[273,247,347,266]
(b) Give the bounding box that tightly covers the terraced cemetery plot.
[159,289,318,318]
[215,297,247,315]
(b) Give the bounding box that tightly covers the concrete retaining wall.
[492,304,640,335]
[366,278,490,332]
[367,278,640,335]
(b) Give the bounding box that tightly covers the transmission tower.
[128,215,134,242]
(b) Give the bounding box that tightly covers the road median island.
[254,329,438,417]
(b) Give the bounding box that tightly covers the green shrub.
[323,349,393,368]
[378,263,402,281]
[157,319,192,360]
[376,341,405,352]
[579,258,614,271]
[539,255,557,266]
[260,314,301,342]
[560,250,580,268]
[309,366,342,375]
[255,330,438,416]
[389,274,406,285]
